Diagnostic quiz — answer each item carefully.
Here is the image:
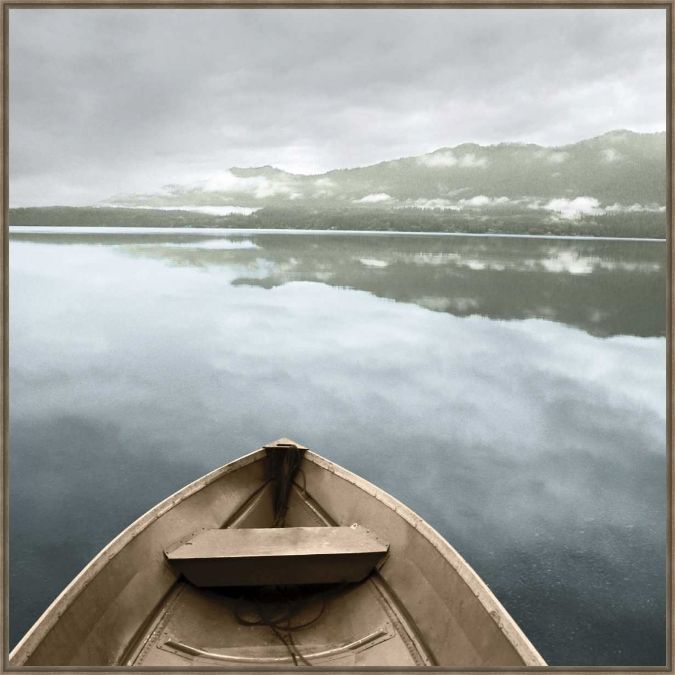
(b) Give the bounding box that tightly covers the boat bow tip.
[264,437,309,450]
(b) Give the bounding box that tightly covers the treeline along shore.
[8,206,667,239]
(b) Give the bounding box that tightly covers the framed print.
[3,3,670,670]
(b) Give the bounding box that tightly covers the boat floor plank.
[130,580,425,666]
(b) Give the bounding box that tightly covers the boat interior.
[12,439,544,667]
[125,443,432,667]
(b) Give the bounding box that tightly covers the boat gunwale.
[302,450,546,667]
[9,448,267,665]
[10,443,546,667]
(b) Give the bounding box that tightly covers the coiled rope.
[233,584,348,666]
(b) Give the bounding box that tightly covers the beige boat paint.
[300,449,545,666]
[10,448,268,666]
[10,439,546,667]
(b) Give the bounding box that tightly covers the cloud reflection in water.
[9,234,665,665]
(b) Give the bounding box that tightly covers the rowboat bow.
[10,439,546,667]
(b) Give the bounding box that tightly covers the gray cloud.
[9,8,666,205]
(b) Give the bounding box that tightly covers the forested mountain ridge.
[111,130,665,211]
[10,130,666,237]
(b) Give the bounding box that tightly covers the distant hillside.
[110,130,665,209]
[10,130,667,237]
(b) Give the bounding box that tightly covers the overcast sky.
[9,8,666,206]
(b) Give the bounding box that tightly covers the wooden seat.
[166,526,389,587]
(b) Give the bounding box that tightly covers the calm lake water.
[9,229,667,665]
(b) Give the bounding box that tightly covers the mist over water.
[9,231,666,665]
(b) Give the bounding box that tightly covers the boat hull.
[10,443,545,667]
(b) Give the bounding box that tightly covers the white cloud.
[401,195,518,211]
[542,196,603,219]
[412,252,462,265]
[313,177,336,196]
[199,171,301,199]
[458,195,511,207]
[540,250,597,274]
[462,259,487,270]
[548,151,569,164]
[402,198,458,210]
[355,193,393,203]
[161,239,259,250]
[537,197,666,220]
[607,202,661,213]
[604,202,665,213]
[602,148,623,162]
[359,258,389,268]
[417,151,458,168]
[458,153,488,168]
[417,150,488,169]
[105,204,260,216]
[464,195,491,207]
[9,9,666,206]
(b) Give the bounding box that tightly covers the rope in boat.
[233,584,348,666]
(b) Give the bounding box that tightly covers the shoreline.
[8,225,666,243]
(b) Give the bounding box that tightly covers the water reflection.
[13,231,663,337]
[9,233,666,665]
